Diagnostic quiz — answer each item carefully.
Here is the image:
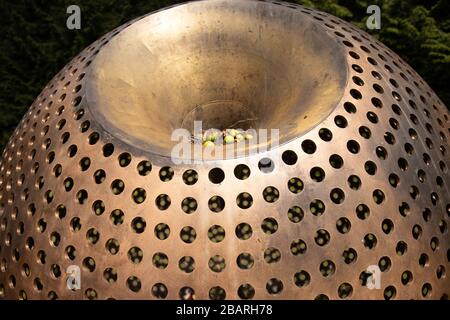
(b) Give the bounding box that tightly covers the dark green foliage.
[0,0,448,151]
[295,0,449,107]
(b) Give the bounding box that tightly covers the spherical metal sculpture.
[0,0,449,300]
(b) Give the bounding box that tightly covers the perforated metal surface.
[0,0,449,300]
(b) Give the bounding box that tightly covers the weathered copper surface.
[0,0,449,300]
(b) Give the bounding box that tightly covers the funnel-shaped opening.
[87,0,347,158]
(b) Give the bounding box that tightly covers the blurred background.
[0,0,449,151]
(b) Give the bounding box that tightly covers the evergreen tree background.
[0,0,449,150]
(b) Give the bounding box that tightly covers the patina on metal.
[0,0,449,300]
